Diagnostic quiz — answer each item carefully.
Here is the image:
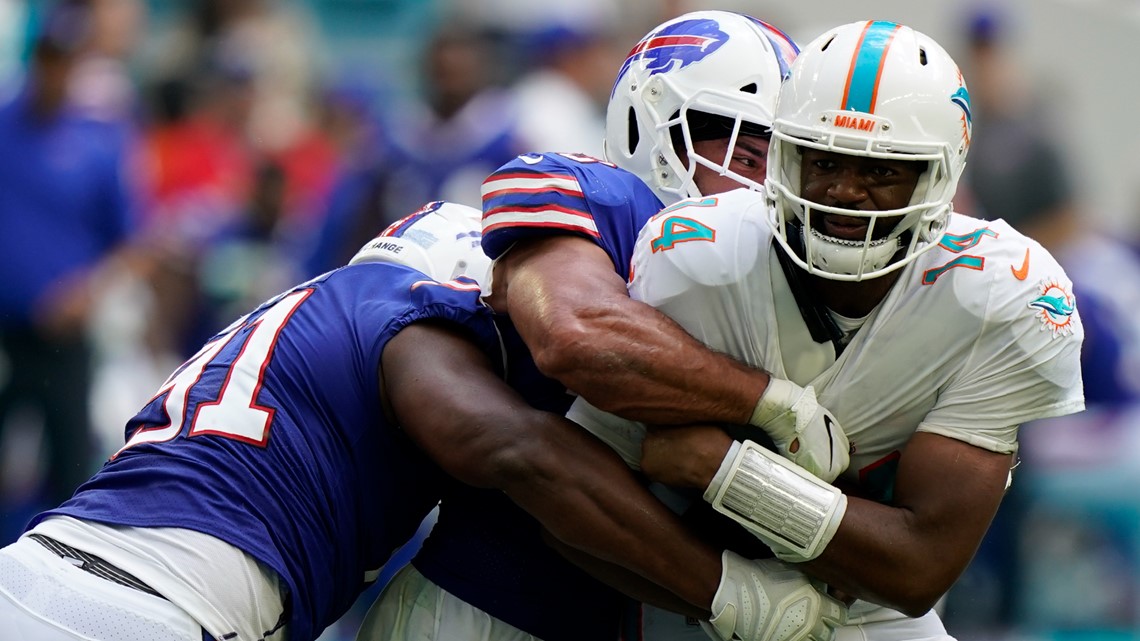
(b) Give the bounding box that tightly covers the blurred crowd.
[0,1,1138,640]
[0,2,645,637]
[0,0,642,529]
[939,8,1140,640]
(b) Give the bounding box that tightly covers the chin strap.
[774,230,845,351]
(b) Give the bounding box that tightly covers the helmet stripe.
[840,21,901,114]
[380,201,445,238]
[742,15,800,77]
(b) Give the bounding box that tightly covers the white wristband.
[706,439,847,562]
[703,440,741,503]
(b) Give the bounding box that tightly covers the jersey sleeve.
[628,189,769,356]
[920,233,1085,451]
[480,153,662,280]
[352,265,503,370]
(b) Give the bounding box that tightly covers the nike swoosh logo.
[519,154,544,165]
[1011,249,1030,280]
[823,414,835,470]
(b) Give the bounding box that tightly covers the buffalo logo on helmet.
[612,18,729,96]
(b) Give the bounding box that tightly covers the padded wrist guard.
[705,440,847,562]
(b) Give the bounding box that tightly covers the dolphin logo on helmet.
[612,18,728,97]
[951,85,973,148]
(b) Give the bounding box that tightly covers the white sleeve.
[565,396,647,470]
[629,190,768,359]
[565,193,771,470]
[921,248,1085,452]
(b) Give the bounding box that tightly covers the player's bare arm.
[379,319,720,616]
[486,234,770,426]
[809,431,1012,616]
[382,320,849,641]
[640,426,1013,617]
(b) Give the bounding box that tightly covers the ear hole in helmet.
[919,48,928,65]
[626,106,639,154]
[740,83,757,94]
[821,35,836,51]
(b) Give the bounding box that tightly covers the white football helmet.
[765,21,972,281]
[604,11,799,205]
[349,201,491,287]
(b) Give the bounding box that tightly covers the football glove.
[748,378,849,482]
[704,550,847,641]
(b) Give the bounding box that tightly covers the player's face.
[690,135,770,195]
[799,148,923,241]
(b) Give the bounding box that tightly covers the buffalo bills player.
[361,10,849,641]
[569,21,1086,641]
[0,203,809,641]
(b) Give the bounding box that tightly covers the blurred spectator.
[144,0,321,153]
[0,0,143,540]
[304,21,525,278]
[140,66,255,246]
[193,160,305,343]
[957,6,1140,406]
[946,7,1140,637]
[382,22,525,213]
[67,0,144,124]
[300,77,394,277]
[140,0,331,232]
[957,7,1076,250]
[498,0,623,157]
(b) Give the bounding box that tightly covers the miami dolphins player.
[364,10,851,641]
[569,21,1086,641]
[0,203,817,641]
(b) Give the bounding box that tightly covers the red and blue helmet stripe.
[380,201,445,238]
[742,16,799,78]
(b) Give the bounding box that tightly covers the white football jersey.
[566,187,1085,630]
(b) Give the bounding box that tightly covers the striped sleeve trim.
[481,172,584,200]
[483,207,600,238]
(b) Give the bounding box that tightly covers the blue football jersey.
[481,152,664,281]
[405,154,665,641]
[33,262,501,641]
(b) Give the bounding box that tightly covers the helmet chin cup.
[802,225,901,277]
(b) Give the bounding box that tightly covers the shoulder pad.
[631,189,770,295]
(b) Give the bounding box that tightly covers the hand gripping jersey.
[32,262,501,641]
[570,188,1085,631]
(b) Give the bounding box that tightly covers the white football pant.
[0,535,206,641]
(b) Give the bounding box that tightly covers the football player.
[569,21,1085,641]
[0,203,826,641]
[361,10,848,641]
